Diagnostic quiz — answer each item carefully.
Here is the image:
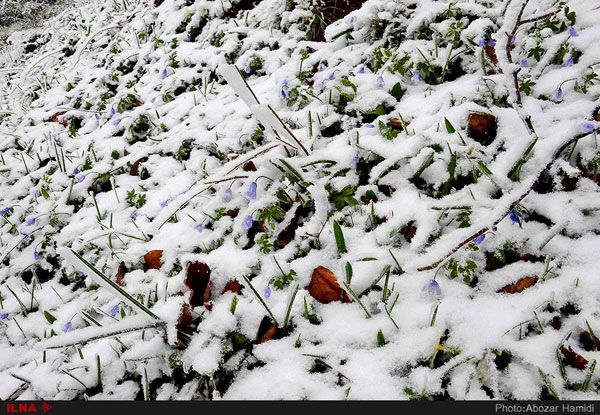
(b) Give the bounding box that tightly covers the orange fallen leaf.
[144,250,163,269]
[497,275,538,294]
[308,266,351,304]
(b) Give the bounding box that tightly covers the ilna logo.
[6,403,52,413]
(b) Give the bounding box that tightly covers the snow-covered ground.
[1,0,599,400]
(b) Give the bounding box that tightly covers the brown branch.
[519,11,558,25]
[267,105,310,156]
[417,131,594,272]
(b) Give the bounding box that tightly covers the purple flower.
[283,80,288,87]
[474,234,485,245]
[350,16,355,24]
[215,50,222,55]
[244,215,253,229]
[488,39,496,47]
[110,107,116,116]
[110,305,119,317]
[194,224,203,232]
[414,70,420,82]
[423,279,441,296]
[187,34,191,41]
[583,123,596,133]
[247,182,257,199]
[556,88,563,100]
[564,58,574,67]
[113,119,121,126]
[510,36,516,46]
[520,59,528,68]
[33,190,40,197]
[364,123,374,128]
[245,66,251,74]
[569,27,579,37]
[375,76,385,88]
[63,322,72,332]
[353,154,359,163]
[281,89,287,99]
[26,217,35,226]
[509,210,522,225]
[357,66,365,74]
[160,200,168,207]
[151,97,156,103]
[105,65,108,70]
[223,188,233,203]
[0,207,9,216]
[329,72,335,81]
[131,210,138,220]
[478,38,485,47]
[263,286,271,298]
[162,68,168,77]
[73,168,79,175]
[327,202,333,213]
[95,113,100,120]
[34,251,40,261]
[76,174,85,183]
[1,313,8,320]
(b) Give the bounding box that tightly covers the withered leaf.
[400,222,417,243]
[185,262,211,308]
[309,359,332,374]
[497,275,538,294]
[144,250,163,269]
[243,161,257,171]
[130,156,149,176]
[561,346,589,370]
[485,45,498,64]
[255,315,278,344]
[176,305,194,331]
[581,331,600,351]
[115,261,127,286]
[468,112,497,146]
[222,280,243,295]
[308,266,352,304]
[387,118,405,130]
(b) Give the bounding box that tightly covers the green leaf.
[377,329,387,347]
[444,118,456,134]
[366,104,386,116]
[390,82,404,101]
[333,220,347,255]
[44,310,57,324]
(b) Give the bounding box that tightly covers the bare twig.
[417,131,594,272]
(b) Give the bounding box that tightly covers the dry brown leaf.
[143,250,163,269]
[255,316,278,343]
[222,280,243,295]
[387,118,405,130]
[130,156,149,176]
[308,266,352,304]
[497,275,538,294]
[468,112,497,145]
[115,261,127,286]
[561,346,589,370]
[185,262,211,308]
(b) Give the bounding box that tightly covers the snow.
[1,0,600,401]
